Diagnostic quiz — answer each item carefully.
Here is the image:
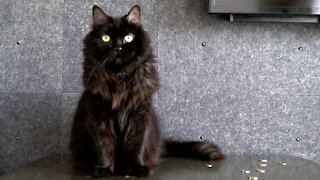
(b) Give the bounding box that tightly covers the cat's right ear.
[92,5,109,25]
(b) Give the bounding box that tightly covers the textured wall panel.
[155,0,320,161]
[0,93,61,174]
[1,0,320,175]
[155,0,253,155]
[61,93,81,155]
[250,95,320,159]
[0,0,64,93]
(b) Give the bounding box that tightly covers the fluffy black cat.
[70,5,224,178]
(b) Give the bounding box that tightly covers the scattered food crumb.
[259,159,268,163]
[256,169,266,173]
[207,164,213,168]
[278,162,287,166]
[248,176,258,180]
[241,170,251,174]
[257,163,267,167]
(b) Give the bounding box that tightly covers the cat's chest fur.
[87,60,159,110]
[107,68,144,110]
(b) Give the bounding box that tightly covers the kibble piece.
[257,163,267,167]
[278,162,287,166]
[241,170,251,174]
[256,169,266,173]
[248,176,258,180]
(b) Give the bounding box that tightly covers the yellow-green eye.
[124,34,134,43]
[102,35,110,42]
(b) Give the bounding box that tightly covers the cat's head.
[83,5,152,71]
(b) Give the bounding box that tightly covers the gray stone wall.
[1,0,319,174]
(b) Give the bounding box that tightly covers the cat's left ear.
[127,5,141,26]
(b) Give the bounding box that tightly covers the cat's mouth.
[114,57,123,65]
[101,52,130,70]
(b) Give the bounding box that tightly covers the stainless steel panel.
[209,0,320,15]
[230,14,319,23]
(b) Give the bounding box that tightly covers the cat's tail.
[162,140,225,160]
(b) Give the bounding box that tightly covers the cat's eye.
[102,34,111,42]
[124,34,134,43]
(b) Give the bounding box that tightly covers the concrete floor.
[0,155,319,180]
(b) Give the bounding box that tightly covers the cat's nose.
[114,47,123,52]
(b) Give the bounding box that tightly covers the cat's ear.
[92,5,109,25]
[127,5,141,26]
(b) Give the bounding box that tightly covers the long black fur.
[70,5,224,178]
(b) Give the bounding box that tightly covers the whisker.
[85,53,117,85]
[104,53,117,70]
[85,59,104,85]
[97,57,109,71]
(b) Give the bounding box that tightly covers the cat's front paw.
[131,165,150,177]
[92,167,112,178]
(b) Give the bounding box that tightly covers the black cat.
[70,5,224,178]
